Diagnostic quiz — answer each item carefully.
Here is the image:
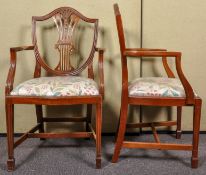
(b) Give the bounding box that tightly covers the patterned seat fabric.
[11,76,99,96]
[129,77,191,97]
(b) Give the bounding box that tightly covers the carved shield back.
[32,7,98,76]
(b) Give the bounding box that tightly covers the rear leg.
[35,105,45,140]
[86,104,92,140]
[176,106,182,139]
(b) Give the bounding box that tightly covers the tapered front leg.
[191,99,202,168]
[96,103,102,168]
[6,103,15,171]
[112,98,128,163]
[176,106,182,139]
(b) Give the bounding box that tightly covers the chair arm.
[123,50,195,104]
[124,50,180,57]
[95,48,105,98]
[126,48,167,52]
[5,45,34,95]
[10,45,34,52]
[125,49,175,78]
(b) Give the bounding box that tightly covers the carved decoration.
[53,10,79,71]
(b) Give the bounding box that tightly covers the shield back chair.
[5,7,104,171]
[112,4,202,168]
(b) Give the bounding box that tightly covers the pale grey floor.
[0,134,205,175]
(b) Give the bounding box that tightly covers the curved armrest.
[123,50,194,104]
[6,45,34,95]
[95,48,105,98]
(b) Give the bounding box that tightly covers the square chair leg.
[96,103,102,168]
[6,103,15,171]
[191,99,202,168]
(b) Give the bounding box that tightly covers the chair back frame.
[114,4,128,95]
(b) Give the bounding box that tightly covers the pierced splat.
[53,11,80,71]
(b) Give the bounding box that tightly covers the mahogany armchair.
[112,4,202,168]
[5,7,104,171]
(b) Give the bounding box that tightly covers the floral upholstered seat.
[129,77,192,97]
[11,76,99,96]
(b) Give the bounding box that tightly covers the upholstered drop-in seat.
[11,76,99,96]
[129,77,195,97]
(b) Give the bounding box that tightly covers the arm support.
[5,46,34,95]
[95,48,105,98]
[162,56,175,78]
[124,50,194,104]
